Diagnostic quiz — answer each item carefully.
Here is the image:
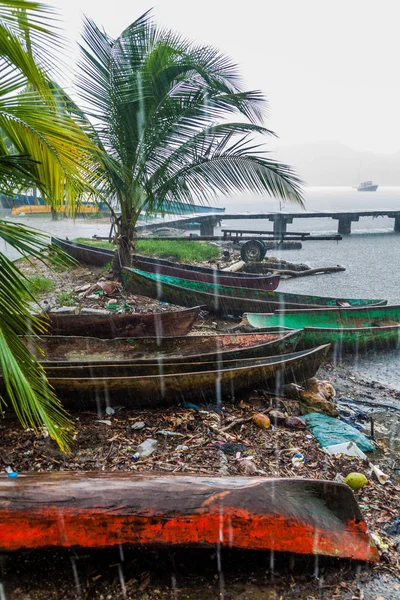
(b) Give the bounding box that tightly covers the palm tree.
[0,0,99,450]
[78,11,304,274]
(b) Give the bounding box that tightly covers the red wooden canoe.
[0,473,378,561]
[38,306,202,338]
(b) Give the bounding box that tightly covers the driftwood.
[272,266,346,278]
[222,260,245,273]
[0,473,378,561]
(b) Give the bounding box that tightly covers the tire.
[240,239,266,262]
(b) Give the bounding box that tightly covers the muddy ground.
[0,255,399,599]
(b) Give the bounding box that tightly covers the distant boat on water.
[357,181,378,191]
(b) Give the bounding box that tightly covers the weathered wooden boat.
[51,237,281,290]
[297,324,400,352]
[0,472,378,561]
[121,267,386,316]
[23,329,302,366]
[38,306,202,338]
[43,345,330,407]
[242,304,400,329]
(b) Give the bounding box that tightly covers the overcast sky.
[49,0,400,154]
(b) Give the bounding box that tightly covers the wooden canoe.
[42,345,330,407]
[51,237,281,290]
[23,328,302,366]
[37,306,202,338]
[122,267,386,316]
[242,304,400,329]
[297,325,400,353]
[0,473,378,561]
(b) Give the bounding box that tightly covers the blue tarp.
[301,412,374,452]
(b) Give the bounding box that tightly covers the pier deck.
[136,209,400,236]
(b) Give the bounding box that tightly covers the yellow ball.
[344,472,368,490]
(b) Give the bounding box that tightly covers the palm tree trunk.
[112,223,134,279]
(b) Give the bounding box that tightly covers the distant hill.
[274,141,400,186]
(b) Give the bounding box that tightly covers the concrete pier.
[137,209,400,236]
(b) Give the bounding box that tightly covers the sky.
[49,0,400,154]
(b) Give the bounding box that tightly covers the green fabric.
[301,412,374,452]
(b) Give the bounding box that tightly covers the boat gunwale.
[47,344,330,382]
[26,328,303,366]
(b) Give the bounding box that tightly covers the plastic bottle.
[132,438,158,461]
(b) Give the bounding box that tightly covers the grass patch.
[24,276,55,297]
[74,237,114,249]
[74,238,221,263]
[58,291,75,306]
[136,240,220,262]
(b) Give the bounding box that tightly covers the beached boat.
[38,306,202,338]
[51,237,281,290]
[242,304,400,329]
[44,345,330,407]
[23,329,302,366]
[241,307,400,352]
[0,472,378,561]
[297,324,400,352]
[121,267,386,316]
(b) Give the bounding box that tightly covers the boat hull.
[40,306,202,338]
[51,237,280,290]
[23,329,302,366]
[122,267,386,316]
[298,324,400,352]
[44,345,330,408]
[0,473,378,561]
[243,304,400,329]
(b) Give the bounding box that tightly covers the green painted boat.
[122,267,386,316]
[23,328,302,367]
[296,325,400,352]
[243,304,400,329]
[242,307,400,352]
[44,345,330,408]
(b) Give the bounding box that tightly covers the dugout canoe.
[242,304,400,329]
[51,237,280,290]
[24,328,302,367]
[297,324,400,352]
[44,345,330,408]
[39,306,202,338]
[122,267,386,316]
[0,472,378,561]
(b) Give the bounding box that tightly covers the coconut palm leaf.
[0,220,73,451]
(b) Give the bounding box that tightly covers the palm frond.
[0,220,74,450]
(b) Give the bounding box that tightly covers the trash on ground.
[325,441,368,459]
[301,412,374,452]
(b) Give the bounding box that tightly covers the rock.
[344,472,368,490]
[238,459,257,475]
[298,378,338,417]
[284,416,306,429]
[267,409,286,425]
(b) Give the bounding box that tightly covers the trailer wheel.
[240,239,266,262]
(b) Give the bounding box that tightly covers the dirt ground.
[0,255,399,599]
